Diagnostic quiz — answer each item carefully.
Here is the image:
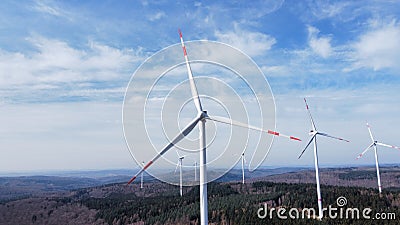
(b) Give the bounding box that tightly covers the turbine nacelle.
[200,111,208,120]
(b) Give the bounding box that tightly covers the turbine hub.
[200,110,208,119]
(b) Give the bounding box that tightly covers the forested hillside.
[80,182,400,225]
[1,167,400,225]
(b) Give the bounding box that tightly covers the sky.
[0,0,400,174]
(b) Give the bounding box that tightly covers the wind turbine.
[127,30,302,225]
[298,98,349,220]
[175,153,186,196]
[239,152,247,184]
[140,161,144,189]
[356,122,400,193]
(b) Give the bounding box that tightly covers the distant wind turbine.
[298,98,349,220]
[240,152,246,184]
[140,161,144,189]
[356,122,400,193]
[175,153,186,196]
[127,30,302,225]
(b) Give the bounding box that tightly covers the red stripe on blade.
[143,161,153,170]
[183,46,187,56]
[268,130,279,136]
[290,136,301,141]
[127,176,137,185]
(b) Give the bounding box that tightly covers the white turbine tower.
[356,122,400,193]
[140,161,144,189]
[240,152,246,184]
[127,30,302,225]
[298,98,349,220]
[175,154,185,196]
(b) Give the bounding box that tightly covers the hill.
[1,166,400,224]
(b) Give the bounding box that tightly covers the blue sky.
[1,0,400,173]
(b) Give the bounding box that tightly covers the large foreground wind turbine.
[298,98,349,220]
[127,30,301,225]
[356,122,400,193]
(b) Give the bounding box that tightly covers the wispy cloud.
[307,25,333,58]
[235,0,284,19]
[306,0,350,20]
[33,1,62,16]
[147,11,166,21]
[0,35,144,102]
[349,19,400,72]
[215,25,276,57]
[31,0,74,21]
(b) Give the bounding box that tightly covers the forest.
[79,181,400,225]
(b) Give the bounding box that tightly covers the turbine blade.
[304,98,317,131]
[356,143,374,160]
[206,115,301,141]
[175,150,181,158]
[366,122,375,142]
[318,133,350,142]
[127,116,201,184]
[298,135,316,159]
[174,160,180,174]
[376,142,400,150]
[179,29,203,113]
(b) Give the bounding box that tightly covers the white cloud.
[238,0,284,19]
[147,11,166,21]
[308,26,333,58]
[33,1,62,16]
[350,20,400,71]
[215,26,276,57]
[0,36,144,101]
[306,0,350,20]
[31,0,74,21]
